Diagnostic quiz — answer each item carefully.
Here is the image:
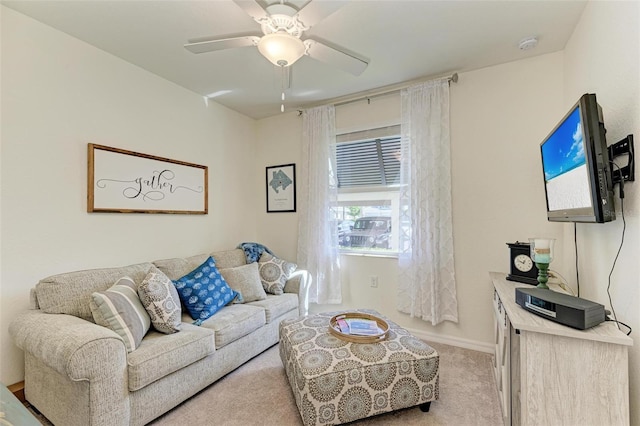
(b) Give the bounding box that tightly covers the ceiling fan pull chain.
[281,64,286,112]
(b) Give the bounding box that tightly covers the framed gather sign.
[88,144,208,214]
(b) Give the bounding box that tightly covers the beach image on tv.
[541,107,592,211]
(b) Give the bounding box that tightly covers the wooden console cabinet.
[491,272,632,425]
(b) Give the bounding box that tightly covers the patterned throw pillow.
[138,266,182,334]
[90,277,151,353]
[219,263,267,303]
[173,257,239,322]
[258,253,297,295]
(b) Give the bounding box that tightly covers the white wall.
[256,52,566,350]
[445,52,566,346]
[255,111,303,261]
[253,94,402,260]
[4,2,637,418]
[256,3,640,420]
[562,1,640,423]
[0,6,258,385]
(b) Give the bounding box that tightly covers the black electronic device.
[539,93,616,223]
[506,242,539,285]
[515,287,605,330]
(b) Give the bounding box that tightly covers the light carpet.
[29,341,502,425]
[149,341,503,426]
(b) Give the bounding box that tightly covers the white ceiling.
[2,0,587,119]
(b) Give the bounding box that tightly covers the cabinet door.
[493,289,511,425]
[510,324,521,425]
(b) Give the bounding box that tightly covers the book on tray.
[334,317,382,336]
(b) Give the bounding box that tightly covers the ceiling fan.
[184,0,369,76]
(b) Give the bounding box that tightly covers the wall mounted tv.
[540,93,615,223]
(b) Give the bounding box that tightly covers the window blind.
[335,136,401,189]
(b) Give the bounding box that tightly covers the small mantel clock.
[506,242,539,285]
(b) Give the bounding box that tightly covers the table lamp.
[529,238,555,289]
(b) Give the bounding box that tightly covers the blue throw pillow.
[173,257,238,322]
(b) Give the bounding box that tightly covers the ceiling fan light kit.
[257,33,306,67]
[184,0,368,112]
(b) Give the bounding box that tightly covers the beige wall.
[255,111,303,261]
[253,93,402,260]
[444,53,566,345]
[0,6,258,385]
[255,2,640,418]
[3,2,638,418]
[562,1,640,423]
[256,52,566,350]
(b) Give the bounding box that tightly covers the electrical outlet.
[370,276,378,288]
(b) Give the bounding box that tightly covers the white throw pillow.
[138,266,182,334]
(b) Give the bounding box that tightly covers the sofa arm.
[284,270,310,316]
[9,310,127,381]
[10,310,131,425]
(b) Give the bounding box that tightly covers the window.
[333,126,401,255]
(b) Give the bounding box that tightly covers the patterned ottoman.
[279,310,439,426]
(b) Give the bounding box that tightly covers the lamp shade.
[257,33,306,67]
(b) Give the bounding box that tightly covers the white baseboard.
[405,327,494,354]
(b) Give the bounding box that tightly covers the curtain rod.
[299,72,458,112]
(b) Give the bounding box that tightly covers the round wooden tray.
[328,312,389,343]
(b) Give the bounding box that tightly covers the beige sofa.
[9,249,309,426]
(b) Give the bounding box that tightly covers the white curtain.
[397,79,458,325]
[297,105,342,304]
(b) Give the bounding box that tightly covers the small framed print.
[266,163,296,213]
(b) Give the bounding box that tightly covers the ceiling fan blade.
[304,39,368,76]
[184,36,260,54]
[233,0,269,21]
[295,0,348,28]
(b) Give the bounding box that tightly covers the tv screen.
[540,94,615,223]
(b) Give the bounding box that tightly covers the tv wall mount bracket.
[608,134,634,184]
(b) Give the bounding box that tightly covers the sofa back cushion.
[152,249,247,280]
[219,263,267,303]
[35,262,154,321]
[209,249,247,269]
[152,254,210,281]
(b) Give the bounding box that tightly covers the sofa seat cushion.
[190,304,265,349]
[127,323,214,391]
[247,294,298,323]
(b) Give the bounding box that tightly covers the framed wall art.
[266,163,296,213]
[87,143,208,214]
